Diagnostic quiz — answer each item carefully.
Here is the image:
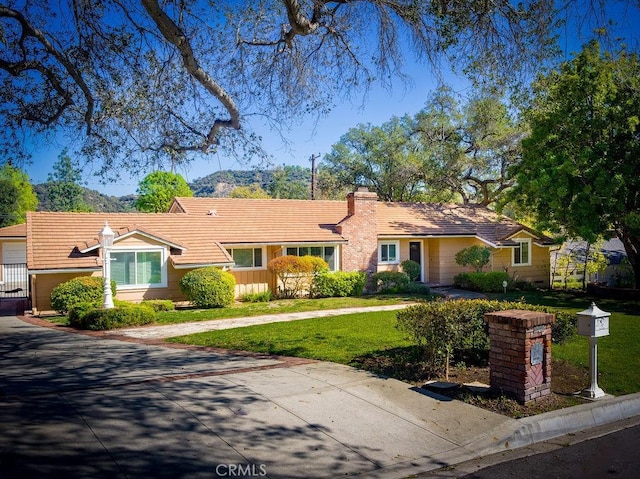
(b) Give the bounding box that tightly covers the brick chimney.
[337,188,378,272]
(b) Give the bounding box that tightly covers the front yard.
[167,290,640,417]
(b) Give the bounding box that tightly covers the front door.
[409,241,422,282]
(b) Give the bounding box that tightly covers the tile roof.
[376,202,553,246]
[169,197,348,244]
[26,212,234,271]
[27,197,552,271]
[0,223,27,238]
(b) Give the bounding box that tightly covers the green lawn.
[168,310,411,364]
[154,295,419,324]
[169,290,640,395]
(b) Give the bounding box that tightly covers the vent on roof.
[207,209,218,216]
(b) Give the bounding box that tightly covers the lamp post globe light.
[99,222,115,309]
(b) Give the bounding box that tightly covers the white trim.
[512,238,532,267]
[226,246,267,271]
[80,230,187,253]
[222,240,347,247]
[408,240,425,282]
[504,229,539,241]
[172,262,235,270]
[378,235,498,248]
[29,268,101,274]
[378,240,400,264]
[110,246,168,289]
[281,244,339,271]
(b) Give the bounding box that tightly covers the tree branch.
[141,0,240,152]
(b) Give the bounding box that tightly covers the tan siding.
[32,271,97,315]
[428,239,440,284]
[434,238,485,285]
[116,235,167,248]
[230,269,269,297]
[491,237,551,288]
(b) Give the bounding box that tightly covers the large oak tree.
[321,88,523,205]
[509,41,640,287]
[1,0,565,178]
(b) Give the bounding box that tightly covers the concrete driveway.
[2,314,639,479]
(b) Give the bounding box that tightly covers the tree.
[46,149,92,212]
[230,184,271,199]
[509,42,640,287]
[135,171,193,212]
[414,88,524,206]
[1,1,572,176]
[455,245,492,272]
[0,163,37,226]
[268,166,311,199]
[322,116,430,202]
[322,88,524,205]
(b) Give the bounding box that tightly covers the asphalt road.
[418,418,640,478]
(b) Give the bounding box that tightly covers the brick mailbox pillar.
[484,310,555,404]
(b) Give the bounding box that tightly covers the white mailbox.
[577,302,610,338]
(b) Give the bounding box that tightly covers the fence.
[0,263,29,298]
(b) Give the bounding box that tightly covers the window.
[227,247,264,269]
[378,241,399,264]
[111,249,165,288]
[513,239,531,266]
[286,245,337,270]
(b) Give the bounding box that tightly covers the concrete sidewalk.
[117,304,412,340]
[1,313,639,478]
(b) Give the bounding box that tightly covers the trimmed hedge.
[51,276,117,314]
[179,267,236,308]
[454,271,510,293]
[68,301,156,330]
[370,271,410,294]
[312,271,367,298]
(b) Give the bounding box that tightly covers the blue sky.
[23,3,640,197]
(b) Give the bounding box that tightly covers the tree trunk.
[618,231,640,289]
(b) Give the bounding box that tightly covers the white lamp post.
[99,222,115,309]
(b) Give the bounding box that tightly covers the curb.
[474,392,640,455]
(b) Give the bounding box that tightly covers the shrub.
[141,299,176,312]
[76,304,156,330]
[68,301,101,328]
[396,299,577,376]
[241,290,272,303]
[403,282,431,296]
[455,245,492,272]
[179,267,236,308]
[454,271,510,292]
[51,276,117,314]
[400,259,421,281]
[268,255,329,298]
[370,271,410,294]
[312,271,367,298]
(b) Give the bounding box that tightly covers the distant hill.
[34,183,136,212]
[189,166,312,197]
[33,167,313,212]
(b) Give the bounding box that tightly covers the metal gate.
[0,263,29,298]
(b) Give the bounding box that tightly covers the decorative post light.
[577,302,610,399]
[99,222,115,309]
